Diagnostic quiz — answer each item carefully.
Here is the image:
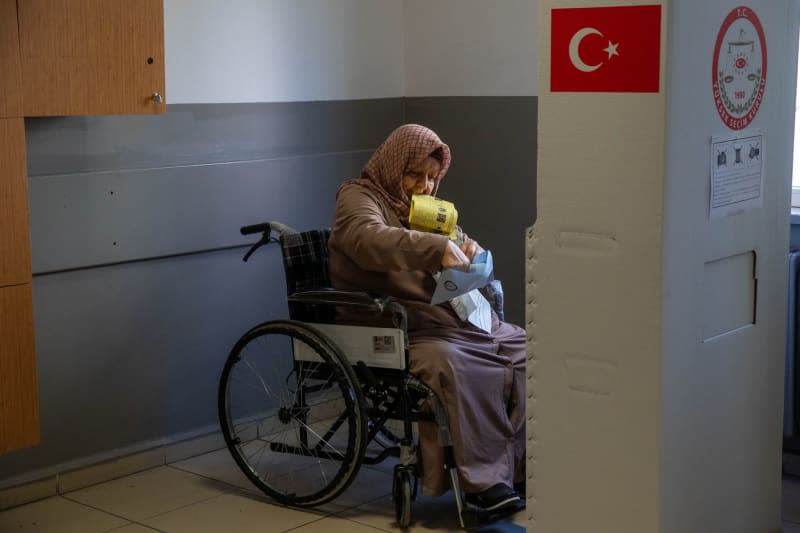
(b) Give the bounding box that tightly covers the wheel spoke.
[241,357,282,404]
[291,415,346,459]
[220,323,365,506]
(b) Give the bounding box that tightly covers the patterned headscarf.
[337,124,451,224]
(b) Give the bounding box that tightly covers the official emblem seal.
[712,7,767,130]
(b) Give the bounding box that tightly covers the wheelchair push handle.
[240,222,273,262]
[241,222,271,236]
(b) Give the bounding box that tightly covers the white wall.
[403,0,538,97]
[164,0,537,103]
[164,0,405,103]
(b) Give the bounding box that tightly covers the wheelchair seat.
[280,228,410,370]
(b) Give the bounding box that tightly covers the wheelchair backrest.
[279,229,335,322]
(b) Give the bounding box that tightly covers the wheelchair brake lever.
[242,233,271,262]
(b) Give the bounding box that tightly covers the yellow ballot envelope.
[408,195,459,240]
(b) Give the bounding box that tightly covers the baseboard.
[0,429,225,511]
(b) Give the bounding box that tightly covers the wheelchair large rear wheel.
[218,320,367,507]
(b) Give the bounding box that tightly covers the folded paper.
[431,250,494,305]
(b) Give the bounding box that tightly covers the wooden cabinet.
[0,1,38,454]
[18,0,165,116]
[1,0,165,454]
[0,121,38,453]
[0,0,22,117]
[0,119,31,287]
[0,284,39,454]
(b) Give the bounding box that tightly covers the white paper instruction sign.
[709,129,764,219]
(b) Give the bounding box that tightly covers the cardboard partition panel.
[528,1,797,532]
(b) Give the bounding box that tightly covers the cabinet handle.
[151,92,163,104]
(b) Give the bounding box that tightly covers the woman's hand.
[459,238,484,262]
[442,240,471,272]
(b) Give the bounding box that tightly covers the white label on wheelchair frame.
[292,323,406,370]
[372,335,396,354]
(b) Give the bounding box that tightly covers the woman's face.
[402,156,442,197]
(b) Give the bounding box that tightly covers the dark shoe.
[513,481,526,498]
[465,483,522,512]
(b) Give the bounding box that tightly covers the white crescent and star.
[568,27,620,72]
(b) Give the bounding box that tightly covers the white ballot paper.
[448,289,493,333]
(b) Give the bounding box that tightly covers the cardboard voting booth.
[528,2,799,532]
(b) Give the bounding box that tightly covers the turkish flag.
[550,4,662,93]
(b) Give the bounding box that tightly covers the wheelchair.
[217,221,505,528]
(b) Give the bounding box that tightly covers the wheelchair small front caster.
[393,464,417,528]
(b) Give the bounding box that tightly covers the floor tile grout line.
[172,462,391,529]
[166,461,398,519]
[165,463,262,496]
[164,463,338,520]
[161,458,413,530]
[339,499,469,533]
[62,489,230,524]
[57,466,332,532]
[101,519,169,533]
[327,490,395,516]
[140,492,232,522]
[336,515,398,533]
[57,493,167,532]
[279,514,330,533]
[327,493,411,533]
[280,512,396,533]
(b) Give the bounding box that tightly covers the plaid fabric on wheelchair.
[279,229,334,322]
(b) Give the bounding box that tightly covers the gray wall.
[0,97,536,487]
[406,97,538,325]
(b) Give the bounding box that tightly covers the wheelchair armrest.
[288,288,409,336]
[288,288,392,315]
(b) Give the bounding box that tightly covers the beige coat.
[329,184,526,495]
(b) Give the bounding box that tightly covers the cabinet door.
[19,0,165,116]
[0,118,31,287]
[0,0,22,117]
[0,284,39,453]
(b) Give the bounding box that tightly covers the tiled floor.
[8,452,800,532]
[785,475,800,533]
[0,448,526,532]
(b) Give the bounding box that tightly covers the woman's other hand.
[442,240,471,271]
[460,238,484,262]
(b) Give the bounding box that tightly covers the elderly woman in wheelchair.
[218,124,526,528]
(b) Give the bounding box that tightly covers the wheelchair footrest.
[461,500,525,530]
